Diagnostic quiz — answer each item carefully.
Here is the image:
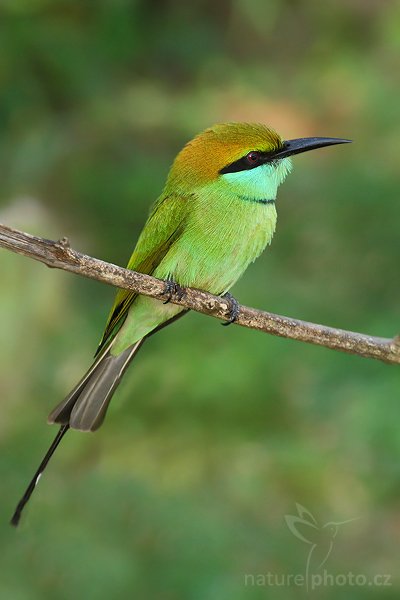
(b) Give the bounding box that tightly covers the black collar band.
[255,198,275,205]
[238,195,275,205]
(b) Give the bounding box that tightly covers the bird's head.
[165,122,350,202]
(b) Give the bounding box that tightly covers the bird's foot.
[163,279,185,304]
[221,292,240,326]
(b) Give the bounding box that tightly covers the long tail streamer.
[10,425,70,527]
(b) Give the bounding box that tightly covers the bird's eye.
[245,151,261,165]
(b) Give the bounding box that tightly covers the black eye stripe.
[220,137,351,175]
[220,150,275,174]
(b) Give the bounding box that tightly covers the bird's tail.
[48,338,144,432]
[10,339,144,526]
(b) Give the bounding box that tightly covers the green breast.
[154,188,277,294]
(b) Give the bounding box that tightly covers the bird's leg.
[221,292,240,326]
[163,278,185,304]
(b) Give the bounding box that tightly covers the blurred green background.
[0,1,399,598]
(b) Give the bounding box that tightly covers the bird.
[11,122,351,525]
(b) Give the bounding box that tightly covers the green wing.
[96,193,188,354]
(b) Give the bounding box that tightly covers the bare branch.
[0,222,399,365]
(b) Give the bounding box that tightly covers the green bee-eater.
[11,123,350,525]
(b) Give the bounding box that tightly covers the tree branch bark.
[0,222,399,365]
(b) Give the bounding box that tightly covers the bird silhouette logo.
[285,503,359,589]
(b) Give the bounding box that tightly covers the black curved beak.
[273,137,352,160]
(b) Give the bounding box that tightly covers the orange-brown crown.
[165,122,283,191]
